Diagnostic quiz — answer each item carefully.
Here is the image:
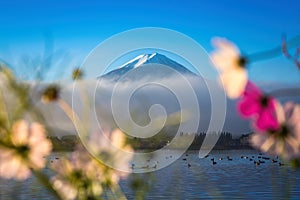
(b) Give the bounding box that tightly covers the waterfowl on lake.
[226,156,232,161]
[141,165,150,169]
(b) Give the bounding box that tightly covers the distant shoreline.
[48,132,254,152]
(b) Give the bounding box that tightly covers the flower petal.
[11,120,29,145]
[220,68,247,99]
[255,109,279,131]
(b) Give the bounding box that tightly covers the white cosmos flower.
[51,146,104,200]
[88,129,134,183]
[51,129,134,200]
[0,120,52,180]
[211,37,248,99]
[250,102,300,160]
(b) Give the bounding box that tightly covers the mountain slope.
[99,53,196,81]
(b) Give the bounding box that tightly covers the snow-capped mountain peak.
[133,54,149,68]
[148,52,156,59]
[118,52,158,69]
[100,52,195,81]
[117,54,144,69]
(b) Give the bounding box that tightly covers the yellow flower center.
[279,125,289,139]
[260,95,269,107]
[42,85,60,103]
[16,145,30,158]
[237,56,247,68]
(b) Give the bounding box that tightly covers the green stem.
[31,170,63,200]
[110,184,127,200]
[74,81,91,138]
[0,87,11,129]
[248,34,300,62]
[58,98,88,138]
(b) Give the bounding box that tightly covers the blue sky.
[1,0,300,83]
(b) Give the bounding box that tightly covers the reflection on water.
[1,150,300,199]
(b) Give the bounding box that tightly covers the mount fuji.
[91,52,250,137]
[99,52,197,81]
[36,52,252,138]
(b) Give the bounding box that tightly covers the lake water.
[1,150,300,199]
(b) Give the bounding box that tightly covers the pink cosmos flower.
[250,102,300,160]
[210,37,248,99]
[0,120,52,180]
[237,81,279,131]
